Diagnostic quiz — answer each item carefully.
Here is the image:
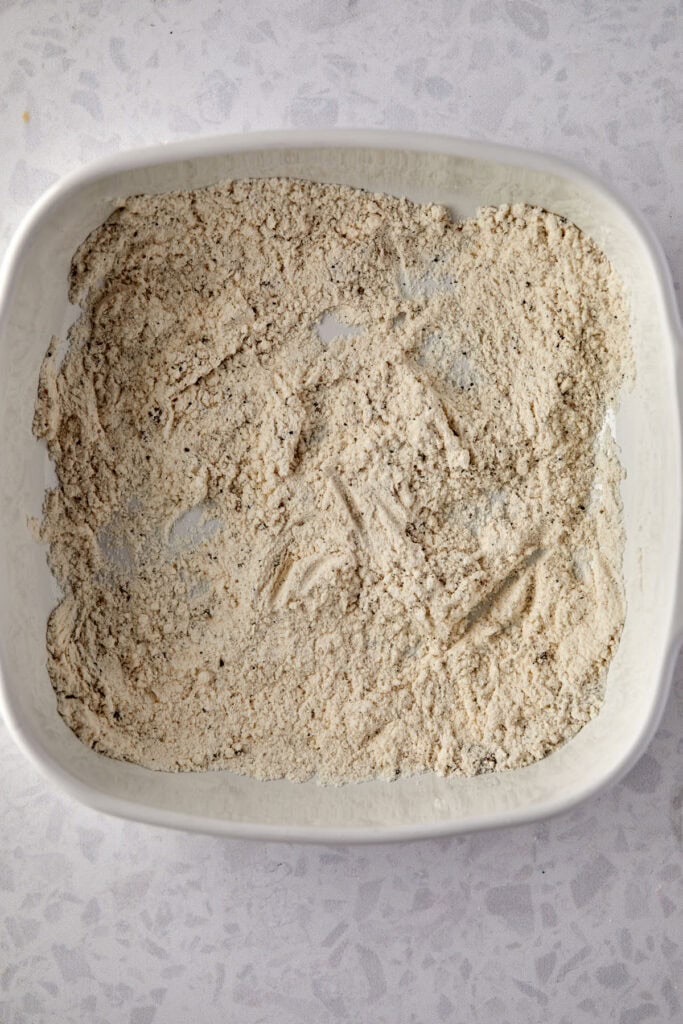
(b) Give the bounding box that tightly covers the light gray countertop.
[1,1,682,1021]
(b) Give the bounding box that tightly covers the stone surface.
[1,1,682,1021]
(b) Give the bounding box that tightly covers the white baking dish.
[0,130,681,842]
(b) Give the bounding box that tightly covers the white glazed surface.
[1,2,682,1021]
[1,134,681,840]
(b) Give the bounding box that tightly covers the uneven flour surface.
[34,178,632,781]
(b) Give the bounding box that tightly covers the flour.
[33,178,632,782]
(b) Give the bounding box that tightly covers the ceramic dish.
[0,130,681,842]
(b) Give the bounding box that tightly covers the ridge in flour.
[33,177,633,782]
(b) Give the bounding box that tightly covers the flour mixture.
[33,178,632,781]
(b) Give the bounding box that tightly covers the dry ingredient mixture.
[33,177,632,782]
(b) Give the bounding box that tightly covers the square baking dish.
[1,130,681,842]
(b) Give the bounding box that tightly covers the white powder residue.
[33,178,632,782]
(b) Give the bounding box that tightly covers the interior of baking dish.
[0,132,680,840]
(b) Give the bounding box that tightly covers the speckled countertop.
[1,1,682,1021]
